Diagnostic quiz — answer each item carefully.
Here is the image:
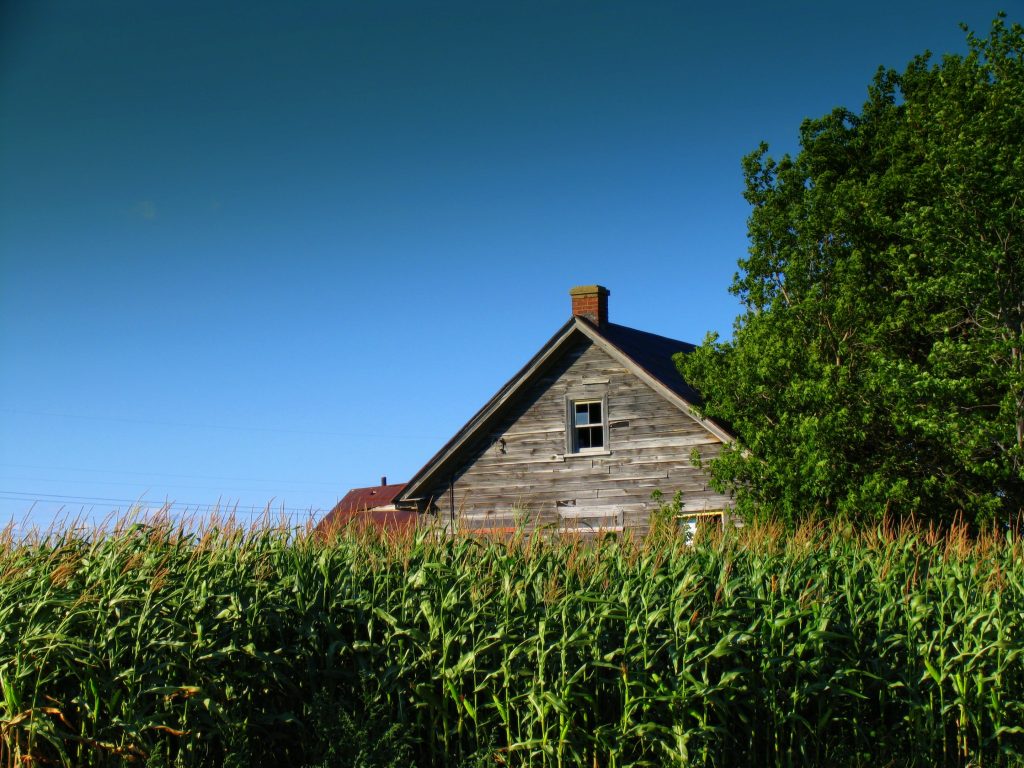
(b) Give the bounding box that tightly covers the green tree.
[678,15,1024,527]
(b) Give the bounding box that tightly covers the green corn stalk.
[1,514,1022,767]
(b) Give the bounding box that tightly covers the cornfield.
[1,515,1022,767]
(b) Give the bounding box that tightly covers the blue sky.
[0,1,1008,529]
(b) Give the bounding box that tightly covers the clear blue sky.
[0,1,1008,529]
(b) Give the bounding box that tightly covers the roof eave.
[397,318,581,502]
[573,319,735,444]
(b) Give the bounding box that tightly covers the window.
[569,398,606,452]
[678,511,724,544]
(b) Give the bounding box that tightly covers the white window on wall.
[678,511,725,544]
[569,398,606,453]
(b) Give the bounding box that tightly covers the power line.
[0,407,439,440]
[0,462,342,486]
[0,490,326,516]
[0,474,336,496]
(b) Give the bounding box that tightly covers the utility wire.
[1,407,439,439]
[0,474,335,495]
[0,462,343,486]
[0,490,326,515]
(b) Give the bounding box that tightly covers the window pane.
[589,402,602,423]
[575,403,589,425]
[577,426,592,449]
[680,517,697,544]
[588,426,604,448]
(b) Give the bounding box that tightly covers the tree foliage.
[678,16,1024,527]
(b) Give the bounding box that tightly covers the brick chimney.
[570,285,610,327]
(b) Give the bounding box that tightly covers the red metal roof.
[316,482,415,535]
[332,483,407,515]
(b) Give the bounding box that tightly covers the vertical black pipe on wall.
[449,477,456,531]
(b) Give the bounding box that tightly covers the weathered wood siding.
[421,337,729,535]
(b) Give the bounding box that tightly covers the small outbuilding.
[316,478,416,536]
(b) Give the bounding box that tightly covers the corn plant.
[1,514,1022,767]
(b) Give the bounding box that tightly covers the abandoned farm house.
[323,285,734,536]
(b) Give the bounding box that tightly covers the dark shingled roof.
[596,321,701,405]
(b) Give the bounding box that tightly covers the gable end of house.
[394,287,734,534]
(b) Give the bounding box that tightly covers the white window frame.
[565,395,609,454]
